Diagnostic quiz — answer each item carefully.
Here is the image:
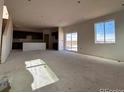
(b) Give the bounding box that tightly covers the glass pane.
[105,20,115,43]
[95,23,105,43]
[66,33,71,41]
[72,32,78,51]
[66,33,71,50]
[71,47,78,51]
[72,32,77,41]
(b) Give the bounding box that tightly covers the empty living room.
[0,0,124,92]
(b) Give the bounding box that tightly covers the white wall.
[1,18,13,63]
[58,27,64,51]
[64,10,124,61]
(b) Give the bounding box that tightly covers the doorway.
[44,34,49,49]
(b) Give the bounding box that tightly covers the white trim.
[94,19,116,44]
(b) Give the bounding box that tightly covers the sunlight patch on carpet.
[25,59,59,90]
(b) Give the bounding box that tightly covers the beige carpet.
[0,50,124,92]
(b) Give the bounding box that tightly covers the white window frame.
[94,20,116,44]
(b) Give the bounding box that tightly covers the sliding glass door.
[65,32,78,52]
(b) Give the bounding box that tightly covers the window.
[66,32,78,51]
[95,20,115,44]
[3,5,9,19]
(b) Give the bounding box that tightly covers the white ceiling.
[5,0,124,29]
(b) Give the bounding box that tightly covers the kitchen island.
[23,42,46,51]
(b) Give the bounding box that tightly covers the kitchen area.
[12,28,58,51]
